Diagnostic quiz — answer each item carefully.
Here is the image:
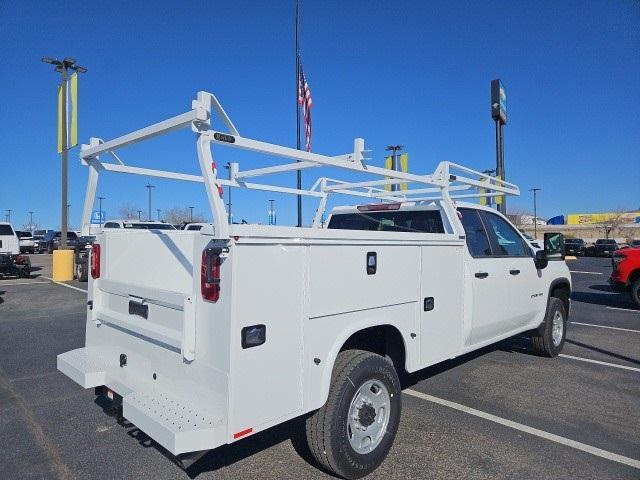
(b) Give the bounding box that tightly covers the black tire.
[630,278,640,309]
[530,297,567,357]
[305,350,401,479]
[78,259,88,282]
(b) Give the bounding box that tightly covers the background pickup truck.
[57,91,571,479]
[610,247,640,308]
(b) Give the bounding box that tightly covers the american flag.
[298,65,313,152]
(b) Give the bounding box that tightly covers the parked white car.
[59,91,571,479]
[0,223,30,277]
[102,220,176,230]
[17,231,36,254]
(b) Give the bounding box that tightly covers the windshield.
[328,210,444,233]
[124,223,176,230]
[565,239,583,244]
[17,232,32,238]
[596,239,616,245]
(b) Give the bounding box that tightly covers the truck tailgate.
[94,230,198,360]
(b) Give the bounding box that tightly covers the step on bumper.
[57,347,225,455]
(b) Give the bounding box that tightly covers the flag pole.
[295,0,302,227]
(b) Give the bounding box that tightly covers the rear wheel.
[630,278,640,309]
[530,297,566,357]
[76,259,88,282]
[305,350,401,479]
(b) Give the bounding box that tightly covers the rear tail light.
[201,248,221,302]
[91,243,101,279]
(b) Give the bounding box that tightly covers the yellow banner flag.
[70,72,78,148]
[495,175,503,205]
[479,178,487,206]
[57,83,64,153]
[384,156,392,191]
[399,153,408,190]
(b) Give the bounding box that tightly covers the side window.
[480,211,529,257]
[459,208,492,257]
[104,222,120,229]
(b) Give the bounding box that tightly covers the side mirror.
[534,250,548,269]
[544,232,565,259]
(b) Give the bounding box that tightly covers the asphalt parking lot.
[0,254,638,479]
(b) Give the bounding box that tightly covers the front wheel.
[305,350,401,479]
[530,297,567,357]
[630,278,640,309]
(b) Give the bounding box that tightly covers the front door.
[458,208,512,346]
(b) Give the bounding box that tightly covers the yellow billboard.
[566,212,640,225]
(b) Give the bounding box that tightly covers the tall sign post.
[491,79,507,214]
[42,56,86,247]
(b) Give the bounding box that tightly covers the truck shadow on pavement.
[94,394,325,479]
[571,287,637,310]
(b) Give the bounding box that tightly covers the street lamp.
[145,183,155,220]
[42,56,87,248]
[189,206,194,222]
[137,210,142,220]
[156,209,161,221]
[97,196,105,229]
[385,145,404,191]
[5,209,12,223]
[530,188,541,239]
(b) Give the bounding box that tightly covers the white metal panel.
[229,244,305,435]
[103,230,194,294]
[419,245,465,366]
[308,245,420,318]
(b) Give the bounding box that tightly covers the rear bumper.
[58,347,227,455]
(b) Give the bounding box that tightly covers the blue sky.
[1,0,638,229]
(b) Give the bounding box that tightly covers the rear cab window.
[0,225,15,235]
[327,209,444,233]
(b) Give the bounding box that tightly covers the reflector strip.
[233,427,253,439]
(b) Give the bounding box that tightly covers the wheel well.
[550,281,571,313]
[629,269,640,285]
[340,325,407,375]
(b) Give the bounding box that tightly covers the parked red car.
[610,247,640,308]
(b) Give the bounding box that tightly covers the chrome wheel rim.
[347,379,391,454]
[551,310,564,347]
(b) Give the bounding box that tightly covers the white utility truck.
[58,92,570,479]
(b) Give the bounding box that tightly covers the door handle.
[474,272,489,279]
[509,269,520,275]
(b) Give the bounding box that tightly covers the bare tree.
[118,203,142,220]
[163,207,206,225]
[595,208,631,239]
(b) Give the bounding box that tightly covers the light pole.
[5,209,12,223]
[66,205,71,230]
[145,183,155,220]
[28,211,34,232]
[189,206,194,222]
[530,188,541,239]
[482,169,496,207]
[156,209,161,221]
[385,145,404,191]
[97,196,105,229]
[225,162,232,224]
[42,56,87,248]
[137,210,142,220]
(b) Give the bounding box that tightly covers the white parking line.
[606,306,639,313]
[569,270,603,275]
[42,277,88,293]
[559,354,640,373]
[571,322,640,333]
[403,389,640,469]
[0,282,50,286]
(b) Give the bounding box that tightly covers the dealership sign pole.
[491,79,507,214]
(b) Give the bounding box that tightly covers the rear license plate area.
[128,300,148,319]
